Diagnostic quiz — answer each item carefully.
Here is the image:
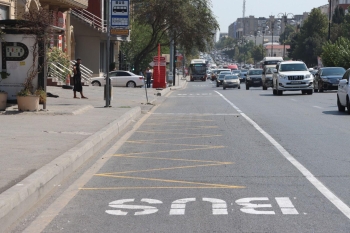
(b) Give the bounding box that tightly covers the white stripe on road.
[215,91,350,220]
[313,106,324,109]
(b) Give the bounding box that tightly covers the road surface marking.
[290,99,297,102]
[203,198,228,215]
[106,199,162,216]
[169,198,196,215]
[313,106,324,109]
[216,91,350,220]
[151,113,239,116]
[236,197,275,215]
[275,197,299,215]
[22,96,164,233]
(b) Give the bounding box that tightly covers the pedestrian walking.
[145,67,152,88]
[73,58,88,99]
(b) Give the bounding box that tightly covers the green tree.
[290,8,328,66]
[332,6,345,24]
[279,24,295,44]
[322,37,350,69]
[251,45,266,62]
[129,0,219,71]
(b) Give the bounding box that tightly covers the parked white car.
[91,70,144,88]
[337,69,350,113]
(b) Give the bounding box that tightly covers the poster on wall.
[0,35,37,100]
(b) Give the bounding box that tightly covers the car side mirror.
[273,69,277,73]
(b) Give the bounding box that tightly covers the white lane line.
[313,106,324,109]
[215,91,350,220]
[152,113,239,116]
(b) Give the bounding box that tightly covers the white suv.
[337,69,350,113]
[272,61,314,95]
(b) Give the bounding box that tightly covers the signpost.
[111,0,130,28]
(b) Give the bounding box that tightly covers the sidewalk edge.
[0,107,141,233]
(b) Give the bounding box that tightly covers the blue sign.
[111,0,129,28]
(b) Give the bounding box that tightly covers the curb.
[0,107,141,233]
[154,79,187,97]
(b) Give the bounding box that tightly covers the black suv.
[246,69,263,90]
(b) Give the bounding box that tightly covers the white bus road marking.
[106,199,163,216]
[106,197,298,216]
[276,197,299,215]
[215,91,350,220]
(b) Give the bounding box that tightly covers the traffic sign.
[110,28,129,36]
[153,56,166,62]
[111,0,129,27]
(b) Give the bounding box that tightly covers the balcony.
[39,0,88,10]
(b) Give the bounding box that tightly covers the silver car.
[223,75,240,90]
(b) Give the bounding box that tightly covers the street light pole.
[328,0,332,40]
[278,12,294,59]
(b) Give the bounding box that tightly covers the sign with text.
[110,28,129,36]
[111,0,129,27]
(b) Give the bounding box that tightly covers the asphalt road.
[16,81,350,232]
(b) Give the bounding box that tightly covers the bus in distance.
[189,59,207,82]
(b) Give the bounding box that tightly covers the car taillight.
[139,76,143,80]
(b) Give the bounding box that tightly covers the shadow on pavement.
[322,110,349,115]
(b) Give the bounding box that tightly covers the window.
[0,5,9,20]
[117,71,130,76]
[342,71,350,81]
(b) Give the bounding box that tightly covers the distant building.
[318,4,329,15]
[264,44,290,57]
[219,32,228,40]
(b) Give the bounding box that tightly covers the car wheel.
[273,89,277,95]
[126,81,136,88]
[238,85,241,89]
[347,97,350,114]
[307,90,313,95]
[216,83,219,87]
[246,84,249,90]
[301,90,306,95]
[223,87,226,90]
[277,90,283,95]
[314,83,318,92]
[92,81,101,86]
[263,85,267,90]
[338,95,345,112]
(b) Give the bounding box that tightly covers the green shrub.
[322,37,350,69]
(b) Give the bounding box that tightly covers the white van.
[262,57,283,90]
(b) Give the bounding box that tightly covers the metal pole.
[262,30,265,58]
[283,17,286,58]
[173,34,176,86]
[271,22,274,57]
[105,0,111,107]
[328,0,332,40]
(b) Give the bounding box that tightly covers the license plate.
[291,81,301,84]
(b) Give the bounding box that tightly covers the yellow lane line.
[98,163,233,175]
[126,141,217,148]
[136,131,221,136]
[113,146,225,156]
[80,186,245,190]
[94,174,244,188]
[133,135,222,142]
[113,154,231,164]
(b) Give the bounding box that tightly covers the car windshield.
[248,70,262,75]
[322,68,346,76]
[280,63,308,72]
[232,71,240,74]
[219,74,226,79]
[225,75,238,80]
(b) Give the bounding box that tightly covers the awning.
[39,0,88,11]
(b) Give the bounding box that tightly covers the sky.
[211,0,329,40]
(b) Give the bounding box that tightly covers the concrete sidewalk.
[0,78,187,232]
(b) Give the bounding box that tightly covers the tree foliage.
[322,37,350,69]
[289,8,327,66]
[279,24,295,44]
[332,6,345,24]
[125,0,219,71]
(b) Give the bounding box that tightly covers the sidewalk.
[0,78,187,232]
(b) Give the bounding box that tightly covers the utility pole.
[105,0,111,107]
[328,0,332,40]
